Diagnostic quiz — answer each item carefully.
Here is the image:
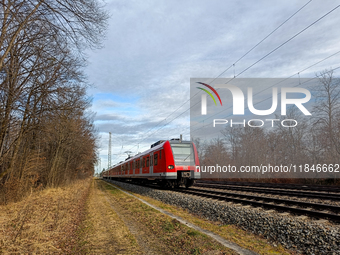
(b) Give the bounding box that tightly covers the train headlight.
[168,165,174,169]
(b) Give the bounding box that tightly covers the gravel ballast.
[105,179,340,255]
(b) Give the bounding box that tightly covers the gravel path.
[106,179,340,255]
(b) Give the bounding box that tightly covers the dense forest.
[0,0,108,204]
[196,70,340,183]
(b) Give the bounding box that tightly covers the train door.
[139,156,143,175]
[135,159,140,175]
[132,160,135,176]
[158,149,165,173]
[142,156,148,174]
[153,151,159,173]
[145,156,150,174]
[129,161,133,175]
[150,152,153,175]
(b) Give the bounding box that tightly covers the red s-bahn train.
[102,139,200,188]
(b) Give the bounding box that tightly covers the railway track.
[109,179,340,223]
[194,182,340,201]
[196,180,340,193]
[173,187,340,222]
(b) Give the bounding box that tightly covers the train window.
[159,150,162,159]
[150,156,153,166]
[154,154,158,165]
[146,157,149,167]
[170,143,194,165]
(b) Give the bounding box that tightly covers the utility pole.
[108,132,112,169]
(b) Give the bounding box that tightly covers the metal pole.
[108,132,112,169]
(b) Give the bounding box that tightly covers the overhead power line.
[190,49,340,130]
[227,3,340,81]
[113,2,340,162]
[210,0,313,83]
[127,0,313,150]
[149,2,340,138]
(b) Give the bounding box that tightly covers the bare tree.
[0,0,107,203]
[311,70,340,160]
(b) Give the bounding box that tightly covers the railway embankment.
[107,179,340,255]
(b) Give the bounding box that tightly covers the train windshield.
[170,143,195,166]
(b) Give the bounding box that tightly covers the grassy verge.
[106,181,299,255]
[0,178,91,254]
[99,180,238,255]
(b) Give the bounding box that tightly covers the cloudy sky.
[85,0,340,172]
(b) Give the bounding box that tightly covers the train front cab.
[162,140,200,188]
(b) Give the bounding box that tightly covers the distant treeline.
[195,71,340,183]
[0,0,108,203]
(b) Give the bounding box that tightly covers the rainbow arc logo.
[196,82,222,106]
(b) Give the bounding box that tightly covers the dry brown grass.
[0,178,91,254]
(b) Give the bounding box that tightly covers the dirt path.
[104,196,163,255]
[81,180,143,254]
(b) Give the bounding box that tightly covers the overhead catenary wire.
[145,1,339,141]
[167,2,340,134]
[190,49,340,130]
[208,0,313,84]
[131,47,340,155]
[123,0,313,152]
[135,47,340,150]
[112,2,339,162]
[123,0,312,149]
[225,3,340,82]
